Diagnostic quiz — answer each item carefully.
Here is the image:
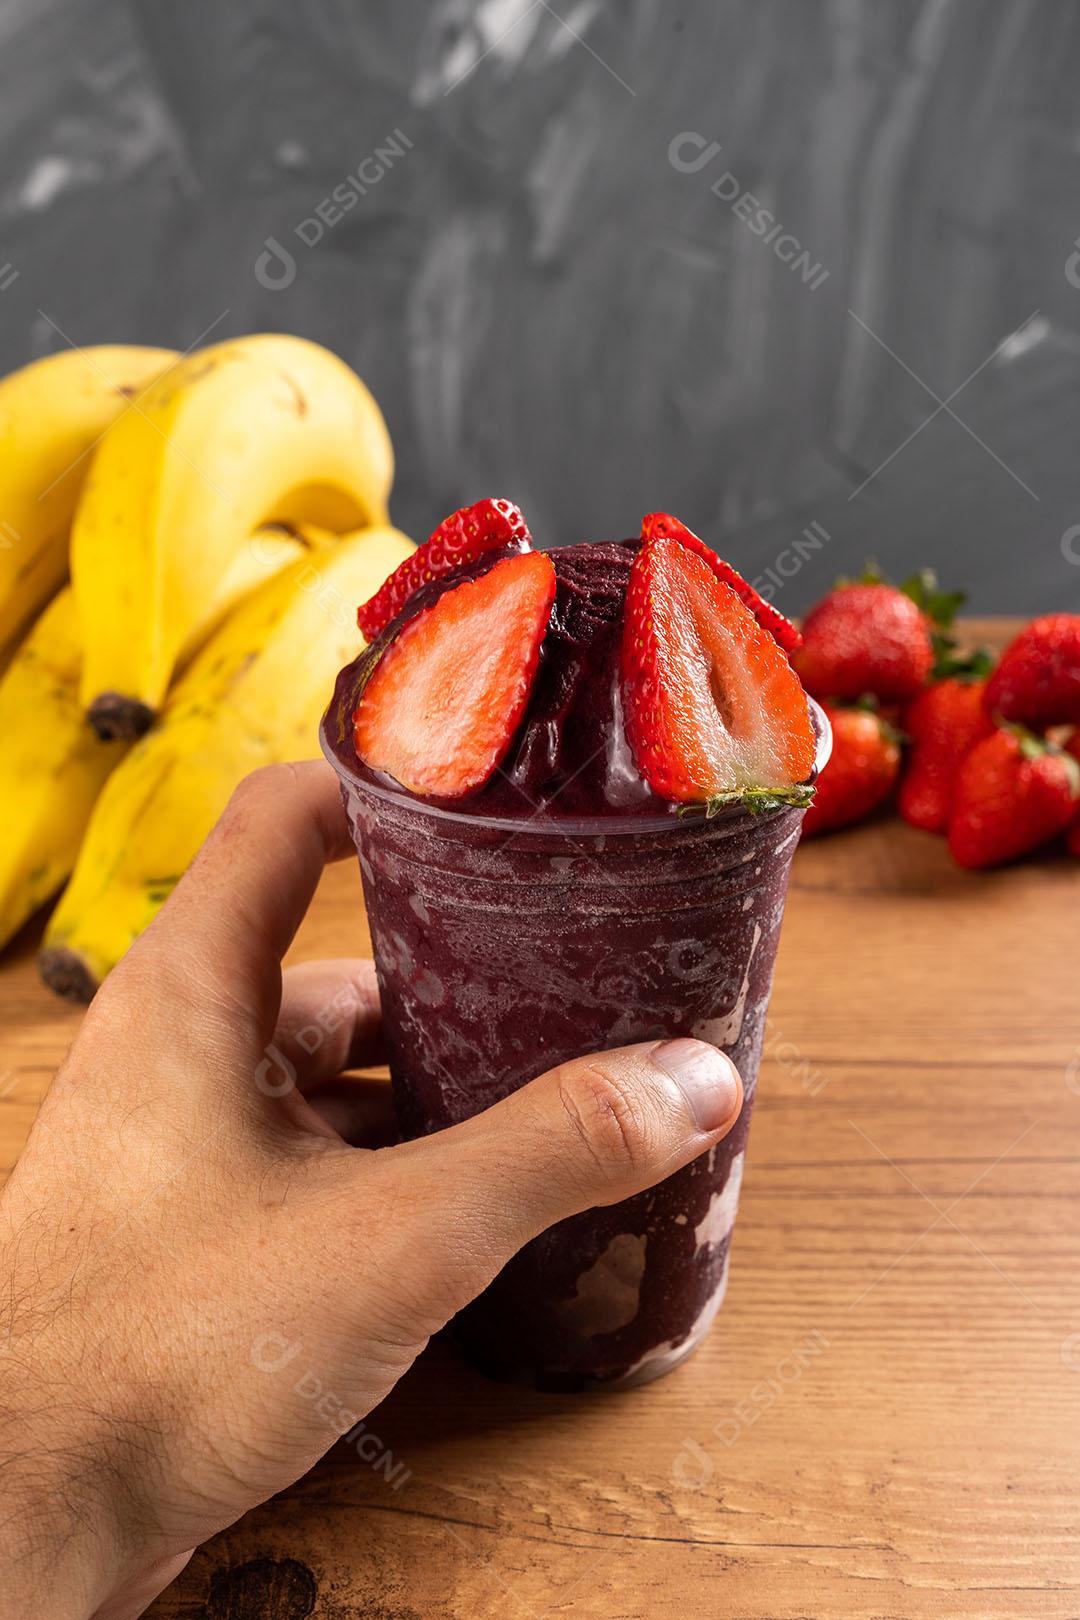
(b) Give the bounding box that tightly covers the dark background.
[3,0,1080,612]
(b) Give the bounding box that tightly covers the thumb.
[376,1037,743,1322]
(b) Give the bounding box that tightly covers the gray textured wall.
[2,0,1080,612]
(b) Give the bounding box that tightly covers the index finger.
[118,760,354,1038]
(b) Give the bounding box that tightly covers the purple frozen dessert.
[322,506,827,1387]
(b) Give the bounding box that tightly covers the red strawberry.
[794,582,934,704]
[801,705,901,838]
[353,551,555,797]
[1065,731,1080,858]
[357,497,532,640]
[982,614,1080,728]
[621,536,816,808]
[898,678,995,833]
[641,511,802,653]
[947,727,1080,870]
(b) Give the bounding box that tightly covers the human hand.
[0,761,743,1620]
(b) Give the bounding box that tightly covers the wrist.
[0,1357,141,1619]
[0,1457,112,1620]
[0,1198,156,1619]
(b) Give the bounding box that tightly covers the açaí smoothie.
[322,520,826,1388]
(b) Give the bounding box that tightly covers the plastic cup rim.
[322,698,831,840]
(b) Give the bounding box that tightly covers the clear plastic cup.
[323,686,829,1389]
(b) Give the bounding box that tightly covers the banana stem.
[87,692,157,741]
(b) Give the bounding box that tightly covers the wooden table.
[2,622,1078,1618]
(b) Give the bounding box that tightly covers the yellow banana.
[72,333,394,739]
[174,524,324,666]
[41,525,414,999]
[0,344,176,659]
[0,592,127,952]
[0,525,321,953]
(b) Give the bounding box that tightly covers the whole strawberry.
[1065,731,1080,858]
[795,575,941,704]
[801,704,901,838]
[983,613,1080,728]
[899,676,995,834]
[948,727,1080,870]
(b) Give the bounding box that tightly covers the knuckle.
[230,762,289,810]
[223,761,326,833]
[316,1153,472,1340]
[218,763,297,841]
[555,1060,655,1183]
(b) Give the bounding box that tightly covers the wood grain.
[1,621,1077,1618]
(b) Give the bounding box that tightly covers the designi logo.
[255,237,298,292]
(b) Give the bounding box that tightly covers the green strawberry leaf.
[834,560,885,589]
[931,643,995,682]
[1008,727,1080,795]
[900,568,967,628]
[1000,720,1053,761]
[678,784,816,819]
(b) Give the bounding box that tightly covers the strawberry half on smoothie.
[321,501,828,1388]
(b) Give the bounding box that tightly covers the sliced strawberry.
[357,497,532,640]
[641,512,802,654]
[354,551,555,797]
[621,536,816,809]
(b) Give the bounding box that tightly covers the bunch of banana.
[0,344,176,659]
[40,528,413,1001]
[72,332,395,739]
[0,525,318,953]
[0,332,407,986]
